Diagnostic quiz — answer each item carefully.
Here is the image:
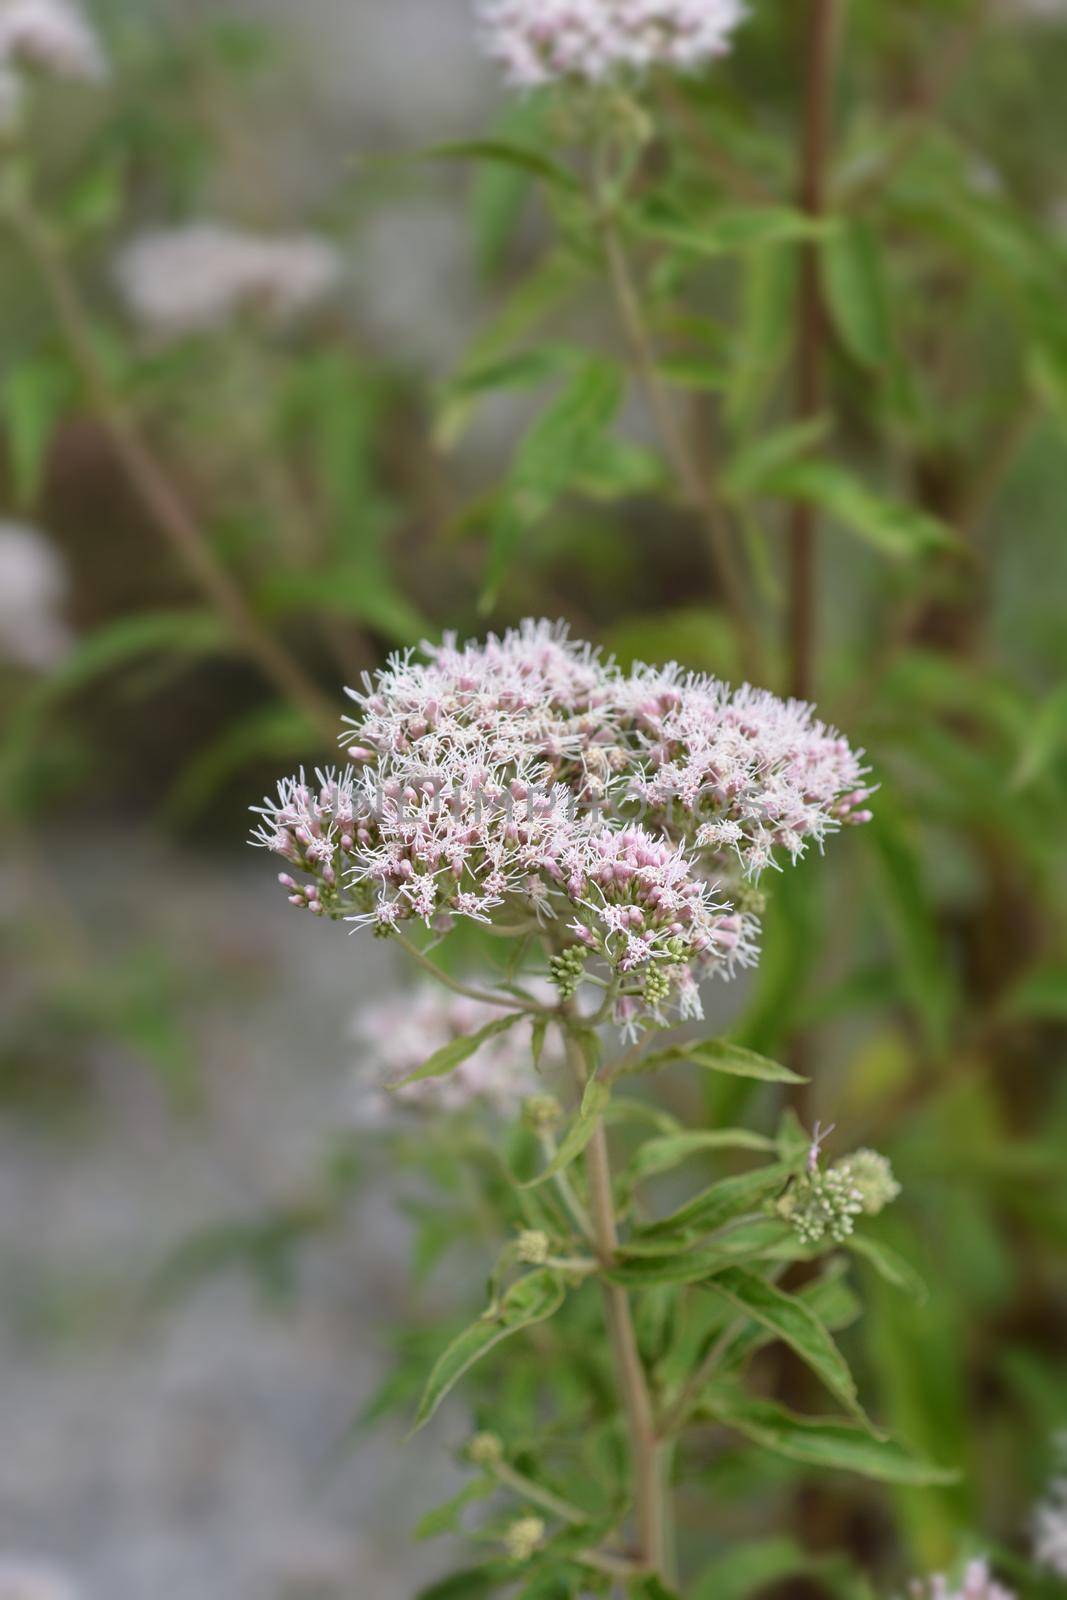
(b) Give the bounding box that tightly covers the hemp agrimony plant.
[250,619,946,1594]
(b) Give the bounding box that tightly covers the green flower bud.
[504,1516,545,1562]
[466,1431,504,1468]
[522,1094,563,1132]
[836,1148,900,1216]
[776,1167,864,1247]
[517,1229,551,1266]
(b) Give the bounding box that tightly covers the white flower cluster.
[1034,1447,1067,1577]
[114,223,342,340]
[776,1145,899,1246]
[477,0,746,89]
[0,0,105,84]
[0,522,72,671]
[909,1560,1015,1600]
[252,621,870,1034]
[350,983,549,1122]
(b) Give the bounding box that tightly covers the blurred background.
[1,1,1066,1597]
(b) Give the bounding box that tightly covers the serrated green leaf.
[705,1267,876,1428]
[413,1270,565,1430]
[822,218,893,368]
[398,1012,525,1087]
[709,1391,957,1484]
[640,1038,807,1084]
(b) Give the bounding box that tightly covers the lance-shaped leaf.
[704,1267,877,1429]
[845,1234,928,1302]
[397,1012,524,1087]
[629,1129,777,1184]
[766,459,956,559]
[522,1079,610,1188]
[413,1270,565,1430]
[418,138,579,192]
[639,1038,807,1084]
[821,218,893,369]
[639,1162,793,1241]
[632,201,830,255]
[708,1390,957,1485]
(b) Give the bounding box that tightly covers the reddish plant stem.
[787,0,841,702]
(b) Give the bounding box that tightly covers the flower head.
[503,1516,545,1562]
[253,622,870,1035]
[908,1560,1015,1600]
[349,983,547,1122]
[777,1136,899,1247]
[0,0,106,83]
[1034,1441,1067,1577]
[0,521,72,670]
[840,1147,901,1216]
[114,223,341,339]
[477,0,746,89]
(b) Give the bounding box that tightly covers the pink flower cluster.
[477,0,746,89]
[909,1562,1014,1600]
[350,985,547,1123]
[1035,1465,1067,1577]
[252,621,869,1032]
[0,0,106,84]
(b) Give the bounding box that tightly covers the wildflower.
[466,1431,504,1468]
[0,1558,81,1600]
[516,1229,551,1265]
[1034,1444,1067,1577]
[0,0,106,83]
[908,1559,1015,1600]
[0,522,72,670]
[114,223,341,339]
[776,1164,865,1247]
[503,1516,545,1562]
[348,984,547,1123]
[476,0,746,90]
[253,621,869,1033]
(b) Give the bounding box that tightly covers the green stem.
[565,1029,668,1576]
[392,932,551,1015]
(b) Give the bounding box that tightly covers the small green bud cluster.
[549,945,587,1000]
[643,965,672,1007]
[840,1148,901,1215]
[522,1094,563,1132]
[777,1146,900,1246]
[466,1431,504,1468]
[516,1229,551,1266]
[504,1516,545,1562]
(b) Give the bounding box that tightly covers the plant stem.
[787,0,840,702]
[6,198,339,746]
[565,1030,667,1576]
[392,932,552,1015]
[596,203,763,683]
[494,1461,590,1525]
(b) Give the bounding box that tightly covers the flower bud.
[503,1516,545,1562]
[516,1229,551,1266]
[522,1094,563,1132]
[836,1148,900,1215]
[466,1431,504,1468]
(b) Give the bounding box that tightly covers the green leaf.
[845,1234,928,1302]
[865,799,955,1051]
[413,1270,566,1430]
[398,1012,525,1087]
[709,1391,957,1485]
[723,416,831,501]
[483,357,624,605]
[704,1267,875,1427]
[628,1579,681,1600]
[414,1566,508,1600]
[633,202,829,256]
[821,218,893,368]
[1011,681,1067,790]
[726,242,796,433]
[421,139,580,192]
[415,1478,495,1540]
[640,1038,807,1085]
[629,1130,776,1184]
[692,1537,818,1600]
[767,459,956,558]
[639,1162,793,1240]
[163,703,312,824]
[523,1080,610,1188]
[2,355,74,507]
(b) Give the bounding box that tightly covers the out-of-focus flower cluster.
[252,621,870,1033]
[349,984,547,1122]
[114,223,342,340]
[908,1560,1015,1600]
[0,0,105,85]
[477,0,745,89]
[0,1556,81,1600]
[1034,1446,1067,1577]
[0,522,72,671]
[776,1146,899,1246]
